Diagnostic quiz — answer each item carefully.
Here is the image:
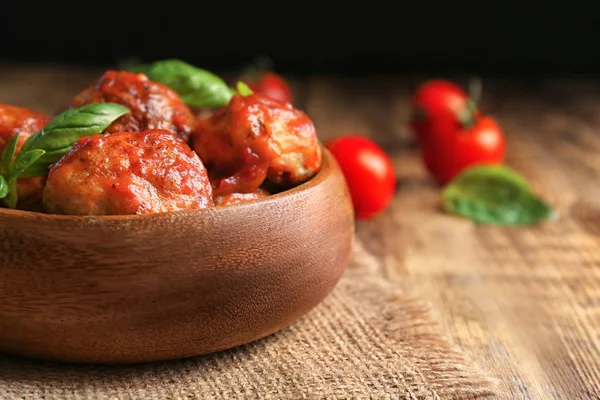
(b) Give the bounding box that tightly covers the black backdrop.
[2,4,599,75]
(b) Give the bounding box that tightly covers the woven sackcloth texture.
[0,240,496,399]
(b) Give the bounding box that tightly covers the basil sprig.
[0,103,130,208]
[442,164,556,225]
[130,59,237,108]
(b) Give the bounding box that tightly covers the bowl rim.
[0,145,336,221]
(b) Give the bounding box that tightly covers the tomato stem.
[457,99,478,128]
[460,77,483,128]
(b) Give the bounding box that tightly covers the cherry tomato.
[410,80,476,142]
[245,72,293,104]
[420,115,506,185]
[325,135,396,220]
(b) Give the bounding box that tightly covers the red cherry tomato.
[410,80,475,142]
[325,135,396,220]
[420,115,506,185]
[246,72,293,104]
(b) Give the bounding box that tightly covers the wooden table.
[299,75,600,400]
[2,63,600,399]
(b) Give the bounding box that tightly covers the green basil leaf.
[0,132,20,176]
[9,149,45,182]
[3,179,17,208]
[19,146,73,178]
[130,59,235,108]
[33,146,73,165]
[21,103,129,155]
[442,165,555,225]
[19,162,53,179]
[0,175,8,199]
[236,81,254,96]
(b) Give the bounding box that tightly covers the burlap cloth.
[0,240,497,399]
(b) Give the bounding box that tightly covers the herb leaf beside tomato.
[442,165,555,225]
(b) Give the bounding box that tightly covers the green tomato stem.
[457,99,478,129]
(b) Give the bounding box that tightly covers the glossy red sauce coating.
[69,71,196,141]
[0,104,51,210]
[43,129,213,215]
[192,93,321,196]
[213,187,269,207]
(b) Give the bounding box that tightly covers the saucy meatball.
[191,93,321,196]
[0,104,51,210]
[43,129,213,215]
[69,71,196,141]
[214,188,269,207]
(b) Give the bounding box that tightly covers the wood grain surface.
[1,62,600,398]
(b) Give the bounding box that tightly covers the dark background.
[1,4,599,76]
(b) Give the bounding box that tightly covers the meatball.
[0,104,51,210]
[214,188,269,207]
[69,70,196,141]
[43,129,213,215]
[191,93,321,196]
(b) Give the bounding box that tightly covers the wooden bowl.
[0,148,354,364]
